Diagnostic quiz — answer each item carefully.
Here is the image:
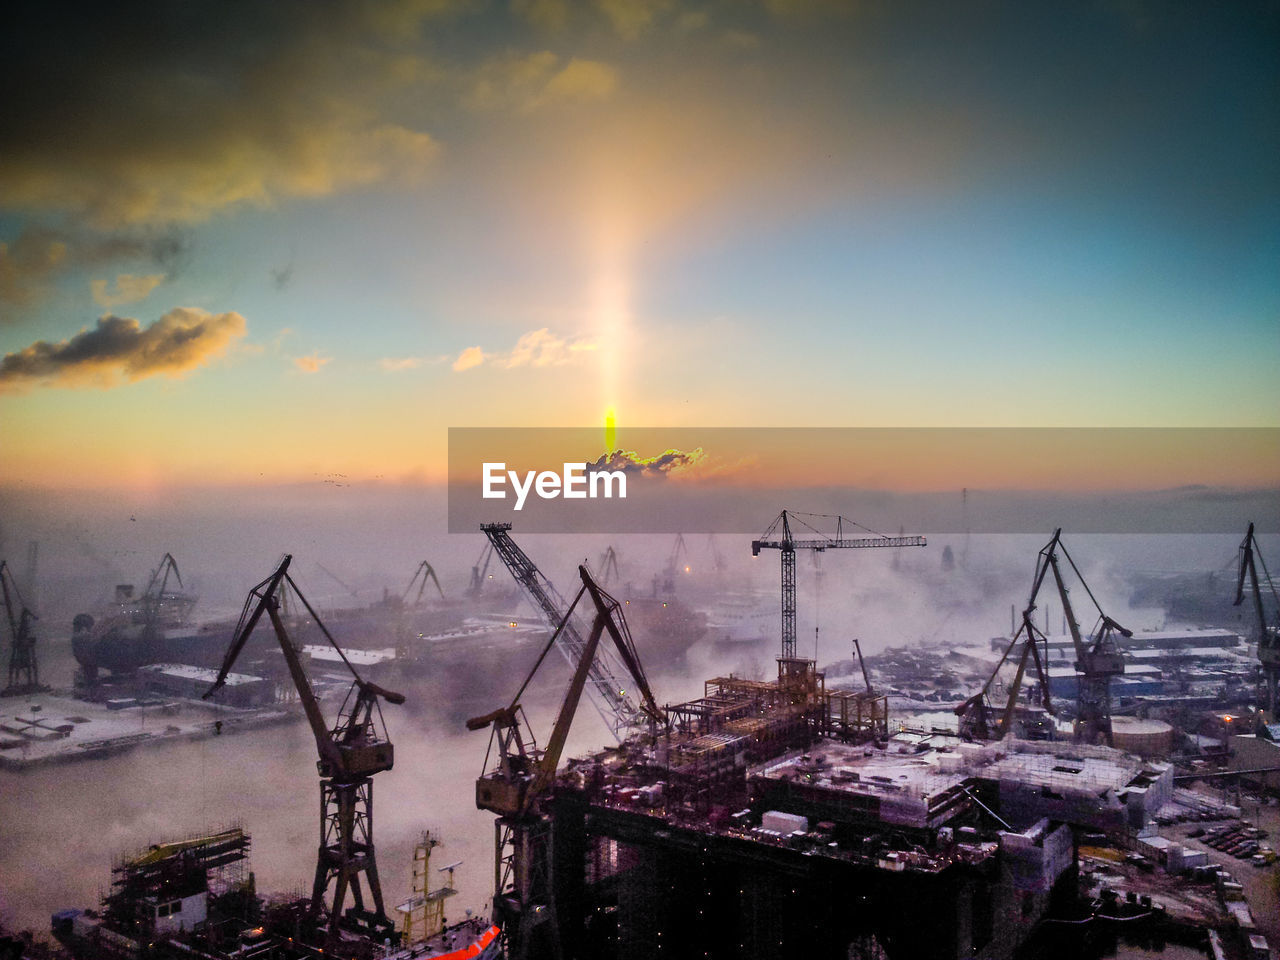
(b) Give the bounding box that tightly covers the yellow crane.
[205,555,406,944]
[468,565,664,960]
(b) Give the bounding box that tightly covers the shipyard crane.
[468,564,664,960]
[751,511,926,660]
[1031,529,1129,745]
[1235,523,1280,722]
[1,560,42,693]
[481,523,644,738]
[139,552,196,627]
[661,533,690,592]
[955,606,1054,742]
[468,542,497,598]
[404,560,444,605]
[204,556,406,944]
[595,545,620,587]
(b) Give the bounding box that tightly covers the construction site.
[3,517,1279,960]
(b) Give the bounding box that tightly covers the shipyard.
[1,514,1278,960]
[3,3,1279,960]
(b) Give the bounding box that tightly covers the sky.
[1,0,1278,490]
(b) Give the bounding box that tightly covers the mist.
[1,484,1274,935]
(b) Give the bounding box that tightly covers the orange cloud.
[293,352,333,374]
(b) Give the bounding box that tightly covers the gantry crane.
[404,560,444,605]
[1032,529,1129,746]
[751,511,926,659]
[468,564,664,960]
[481,523,643,738]
[1,560,42,694]
[204,556,406,944]
[1235,523,1280,723]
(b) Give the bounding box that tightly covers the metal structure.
[1,559,41,693]
[139,552,197,628]
[751,511,926,659]
[956,610,1054,742]
[595,546,620,587]
[481,523,643,737]
[468,565,664,960]
[1236,522,1280,721]
[395,831,457,944]
[1035,529,1129,745]
[404,560,444,605]
[469,541,497,598]
[205,556,406,943]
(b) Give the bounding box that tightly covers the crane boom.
[1236,522,1280,720]
[481,523,642,737]
[204,556,404,942]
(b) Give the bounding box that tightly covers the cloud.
[593,0,673,39]
[452,346,487,372]
[588,447,707,477]
[2,3,446,229]
[379,354,449,371]
[0,308,246,391]
[451,328,596,372]
[90,273,165,308]
[0,227,191,311]
[511,0,570,31]
[293,352,332,374]
[0,232,68,306]
[465,52,618,112]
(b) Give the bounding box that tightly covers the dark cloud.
[0,1,444,229]
[0,308,247,391]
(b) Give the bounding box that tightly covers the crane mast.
[204,556,406,944]
[1235,522,1280,722]
[469,565,664,960]
[1033,529,1129,746]
[1,560,42,694]
[481,523,643,737]
[751,511,926,659]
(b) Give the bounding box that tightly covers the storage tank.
[1111,717,1175,758]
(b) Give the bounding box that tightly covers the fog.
[0,484,1273,935]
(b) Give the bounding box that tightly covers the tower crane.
[1235,523,1280,723]
[751,511,926,660]
[404,560,444,605]
[481,523,644,738]
[204,556,406,944]
[1031,529,1129,745]
[468,564,664,960]
[1,560,42,694]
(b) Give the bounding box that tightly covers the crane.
[661,533,690,593]
[468,541,497,598]
[1235,523,1280,723]
[1031,529,1129,746]
[481,523,644,738]
[468,564,664,960]
[751,511,926,660]
[404,560,444,606]
[204,556,406,943]
[595,545,620,587]
[955,606,1054,742]
[1,560,42,694]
